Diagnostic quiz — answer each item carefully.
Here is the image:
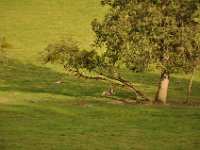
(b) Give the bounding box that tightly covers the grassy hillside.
[1,100,200,150]
[0,0,199,102]
[0,0,109,102]
[0,0,105,63]
[0,0,200,149]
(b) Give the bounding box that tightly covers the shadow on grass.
[0,60,106,98]
[0,61,199,102]
[0,60,137,100]
[120,68,200,102]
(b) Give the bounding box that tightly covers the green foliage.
[92,0,200,74]
[43,0,200,102]
[0,1,200,149]
[43,37,100,73]
[43,38,80,67]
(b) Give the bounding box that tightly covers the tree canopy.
[44,0,200,103]
[92,0,200,74]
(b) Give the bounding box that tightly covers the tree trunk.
[185,68,195,104]
[155,71,169,104]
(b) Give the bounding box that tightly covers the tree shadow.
[0,60,107,98]
[0,61,199,103]
[120,68,200,102]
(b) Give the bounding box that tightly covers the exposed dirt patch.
[0,98,14,102]
[108,99,138,105]
[77,102,93,107]
[108,100,125,105]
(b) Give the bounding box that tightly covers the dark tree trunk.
[155,70,169,104]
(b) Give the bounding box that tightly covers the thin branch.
[74,68,152,101]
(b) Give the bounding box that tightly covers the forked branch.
[73,68,152,101]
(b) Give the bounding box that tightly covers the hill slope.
[0,0,105,63]
[0,1,200,149]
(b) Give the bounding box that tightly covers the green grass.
[0,0,105,63]
[0,0,200,149]
[0,99,200,150]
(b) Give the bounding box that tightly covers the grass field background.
[0,0,200,149]
[0,0,105,62]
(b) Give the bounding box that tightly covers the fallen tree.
[43,0,200,104]
[43,38,151,101]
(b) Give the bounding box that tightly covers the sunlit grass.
[0,0,105,63]
[0,0,200,149]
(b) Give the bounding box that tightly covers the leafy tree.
[44,0,200,104]
[91,0,200,103]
